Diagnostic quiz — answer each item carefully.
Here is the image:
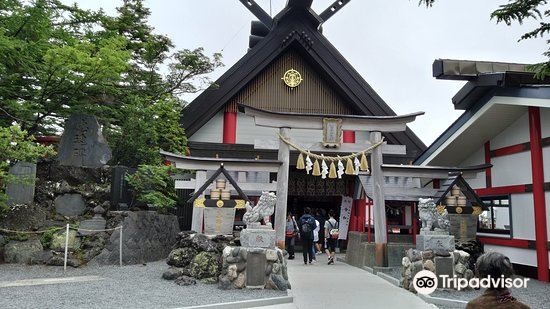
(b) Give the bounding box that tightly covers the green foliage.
[0,125,55,216]
[39,226,62,248]
[5,233,30,242]
[125,165,178,212]
[419,0,550,78]
[0,0,223,166]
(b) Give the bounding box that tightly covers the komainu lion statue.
[418,198,450,232]
[243,191,277,226]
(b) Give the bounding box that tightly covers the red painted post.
[358,198,366,233]
[343,130,355,143]
[484,141,492,188]
[223,111,237,144]
[367,200,372,243]
[528,107,549,282]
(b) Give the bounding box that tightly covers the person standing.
[324,210,339,265]
[314,209,325,254]
[285,213,298,260]
[309,218,320,263]
[299,207,316,265]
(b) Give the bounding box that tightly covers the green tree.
[420,0,550,77]
[0,0,223,167]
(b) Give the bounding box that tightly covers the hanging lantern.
[345,157,355,175]
[312,159,321,176]
[329,161,337,179]
[296,152,305,170]
[360,152,369,171]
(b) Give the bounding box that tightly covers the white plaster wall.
[541,107,550,137]
[543,108,550,183]
[511,193,535,240]
[491,152,532,187]
[235,114,324,145]
[484,245,537,267]
[459,146,486,189]
[490,112,529,149]
[188,111,223,143]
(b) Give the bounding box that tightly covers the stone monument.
[219,191,290,290]
[58,114,112,167]
[5,161,36,205]
[239,191,277,248]
[78,205,107,236]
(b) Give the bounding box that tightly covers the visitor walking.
[315,209,325,254]
[309,218,320,263]
[466,252,529,309]
[299,207,316,265]
[285,213,298,260]
[325,210,339,265]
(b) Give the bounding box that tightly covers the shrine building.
[178,0,425,231]
[416,59,550,282]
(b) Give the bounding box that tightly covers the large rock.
[5,161,36,205]
[167,247,197,268]
[57,113,112,167]
[190,252,220,280]
[175,275,197,286]
[162,267,183,280]
[191,234,217,252]
[91,211,179,265]
[50,230,80,251]
[54,194,86,217]
[3,239,43,264]
[0,203,48,231]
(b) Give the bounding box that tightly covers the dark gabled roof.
[433,175,487,209]
[182,4,426,158]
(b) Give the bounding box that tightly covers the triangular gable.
[182,6,426,158]
[225,49,356,115]
[434,175,487,209]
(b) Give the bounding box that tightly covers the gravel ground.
[0,260,286,309]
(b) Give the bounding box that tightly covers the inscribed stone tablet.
[58,114,111,167]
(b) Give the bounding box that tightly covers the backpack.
[301,216,313,235]
[328,220,339,239]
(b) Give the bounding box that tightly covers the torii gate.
[240,105,424,266]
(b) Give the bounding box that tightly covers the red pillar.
[528,106,549,282]
[367,199,372,243]
[484,141,492,188]
[357,198,366,233]
[343,130,355,143]
[223,111,237,144]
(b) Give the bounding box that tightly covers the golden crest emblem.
[282,69,303,88]
[456,206,463,214]
[216,200,224,208]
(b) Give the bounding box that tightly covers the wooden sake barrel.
[216,179,226,189]
[221,189,231,200]
[210,189,221,200]
[457,196,467,207]
[446,196,457,206]
[451,185,461,196]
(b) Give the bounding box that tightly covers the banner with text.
[338,196,353,240]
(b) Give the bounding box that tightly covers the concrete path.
[281,255,435,309]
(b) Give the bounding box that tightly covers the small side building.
[415,59,550,281]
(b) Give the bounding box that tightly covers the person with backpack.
[324,210,339,265]
[285,213,299,260]
[299,207,316,265]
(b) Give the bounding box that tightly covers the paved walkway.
[275,255,435,309]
